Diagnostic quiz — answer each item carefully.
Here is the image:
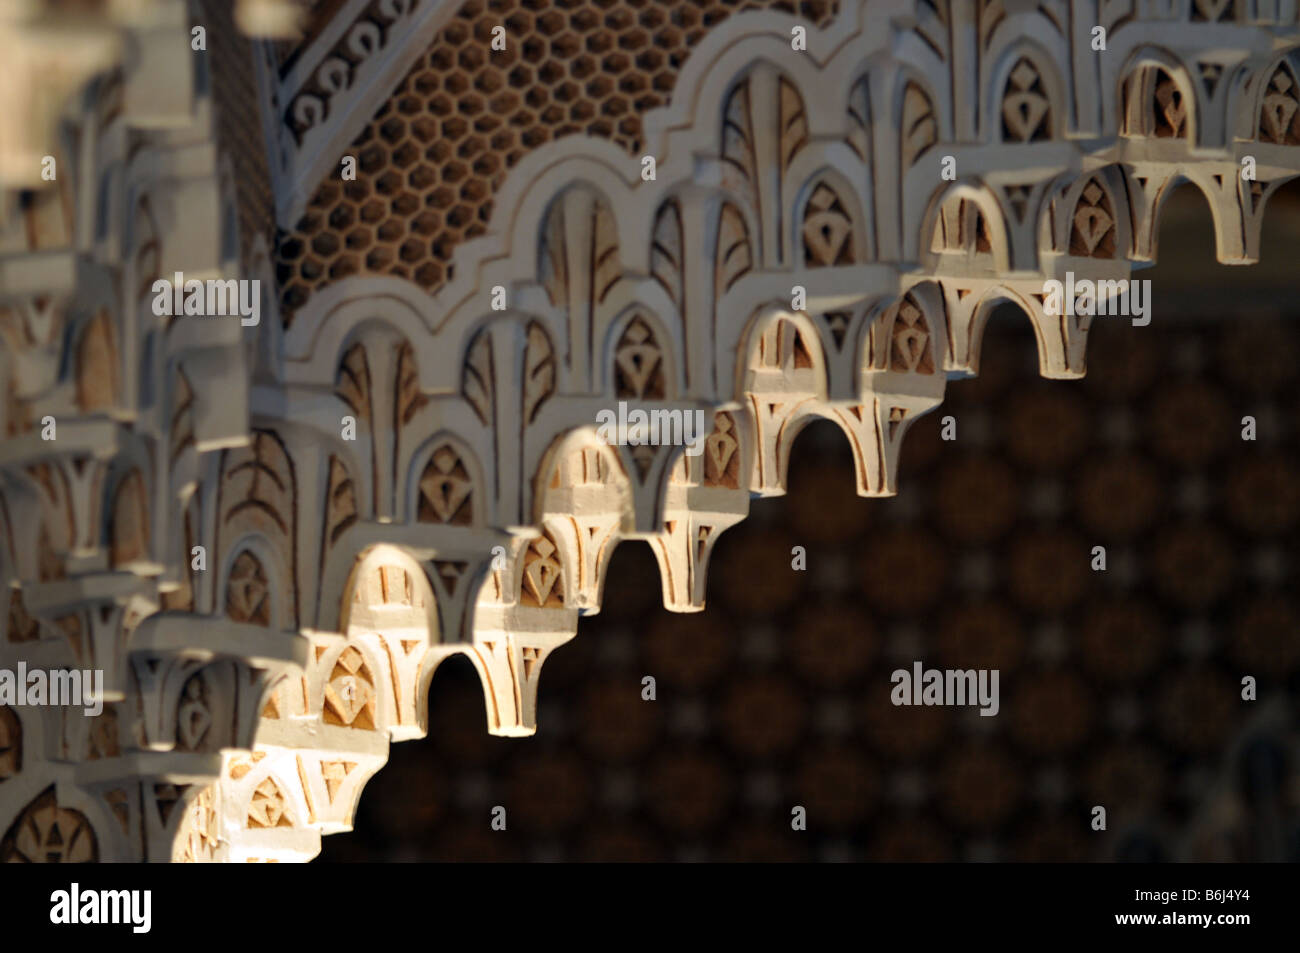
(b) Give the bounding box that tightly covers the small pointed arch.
[862,286,947,378]
[714,61,812,267]
[174,661,238,753]
[796,171,863,268]
[222,545,275,627]
[242,773,298,829]
[1055,171,1129,259]
[993,46,1063,143]
[1257,57,1300,145]
[606,307,674,400]
[700,410,745,490]
[518,528,569,609]
[408,434,484,527]
[75,309,119,413]
[330,321,425,523]
[316,641,383,732]
[1120,51,1196,141]
[107,468,150,568]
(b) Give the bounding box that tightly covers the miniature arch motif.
[998,53,1057,143]
[413,438,480,526]
[1066,175,1123,259]
[799,174,862,267]
[1259,57,1300,145]
[610,309,671,400]
[1122,56,1195,140]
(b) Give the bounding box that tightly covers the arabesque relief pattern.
[0,0,1298,861]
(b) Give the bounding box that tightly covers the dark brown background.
[322,185,1300,862]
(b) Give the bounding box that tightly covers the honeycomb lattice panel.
[202,0,276,264]
[275,0,839,321]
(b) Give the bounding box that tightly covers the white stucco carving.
[0,0,1297,861]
